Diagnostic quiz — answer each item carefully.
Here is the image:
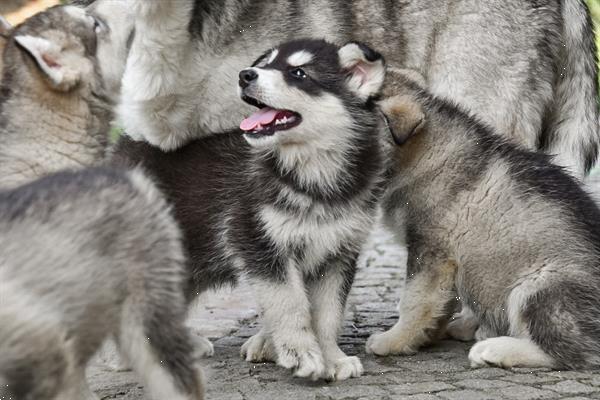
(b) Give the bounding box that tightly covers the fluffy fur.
[367,71,600,370]
[0,2,133,189]
[0,167,204,400]
[118,0,599,178]
[111,39,386,381]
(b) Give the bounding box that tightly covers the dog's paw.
[469,337,520,368]
[192,335,214,359]
[468,337,557,369]
[366,331,417,356]
[276,340,325,380]
[241,333,277,363]
[324,356,363,381]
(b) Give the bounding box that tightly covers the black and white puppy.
[112,39,385,381]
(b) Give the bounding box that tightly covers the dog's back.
[0,167,204,399]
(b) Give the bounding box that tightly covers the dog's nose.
[239,69,258,88]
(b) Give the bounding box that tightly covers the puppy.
[0,167,204,400]
[0,2,133,189]
[365,70,600,369]
[111,39,386,381]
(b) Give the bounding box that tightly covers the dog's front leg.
[249,263,325,380]
[309,255,363,381]
[366,244,457,356]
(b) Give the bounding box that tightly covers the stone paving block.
[500,374,560,385]
[542,380,598,395]
[390,395,442,400]
[317,385,388,399]
[500,385,559,399]
[454,379,512,389]
[438,389,503,400]
[452,368,508,380]
[387,381,455,395]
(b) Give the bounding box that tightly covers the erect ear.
[379,95,425,145]
[14,35,82,91]
[0,16,11,36]
[338,41,386,101]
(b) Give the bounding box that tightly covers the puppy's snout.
[239,69,258,88]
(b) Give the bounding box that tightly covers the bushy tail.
[544,0,599,179]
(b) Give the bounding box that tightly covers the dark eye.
[289,68,307,79]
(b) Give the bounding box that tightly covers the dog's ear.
[379,95,425,145]
[0,16,11,36]
[14,35,83,91]
[338,41,385,101]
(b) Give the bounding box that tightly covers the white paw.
[469,337,555,369]
[276,339,325,380]
[324,356,364,381]
[468,338,515,368]
[366,330,416,356]
[193,335,214,359]
[241,333,277,363]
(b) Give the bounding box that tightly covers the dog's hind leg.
[366,244,457,356]
[119,296,204,400]
[310,254,362,381]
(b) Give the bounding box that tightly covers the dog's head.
[238,39,385,148]
[4,1,133,99]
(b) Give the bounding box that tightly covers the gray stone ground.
[89,178,600,400]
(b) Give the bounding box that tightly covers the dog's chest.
[258,201,372,271]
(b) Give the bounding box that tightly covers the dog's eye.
[289,68,307,79]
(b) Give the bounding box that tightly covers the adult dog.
[120,0,598,178]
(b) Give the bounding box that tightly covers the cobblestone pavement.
[89,216,600,400]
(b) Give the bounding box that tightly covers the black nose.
[239,69,258,88]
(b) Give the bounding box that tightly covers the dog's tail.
[543,0,599,179]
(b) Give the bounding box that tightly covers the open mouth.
[240,95,302,137]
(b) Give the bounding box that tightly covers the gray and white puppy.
[119,0,598,179]
[366,71,600,369]
[0,167,204,400]
[0,2,133,189]
[111,39,386,381]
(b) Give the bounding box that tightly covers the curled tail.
[543,0,599,179]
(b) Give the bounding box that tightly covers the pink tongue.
[240,107,279,131]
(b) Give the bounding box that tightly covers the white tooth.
[282,117,288,124]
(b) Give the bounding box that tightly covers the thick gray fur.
[0,167,204,400]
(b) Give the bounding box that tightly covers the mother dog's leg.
[120,0,197,150]
[309,253,363,381]
[366,244,457,356]
[249,263,325,380]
